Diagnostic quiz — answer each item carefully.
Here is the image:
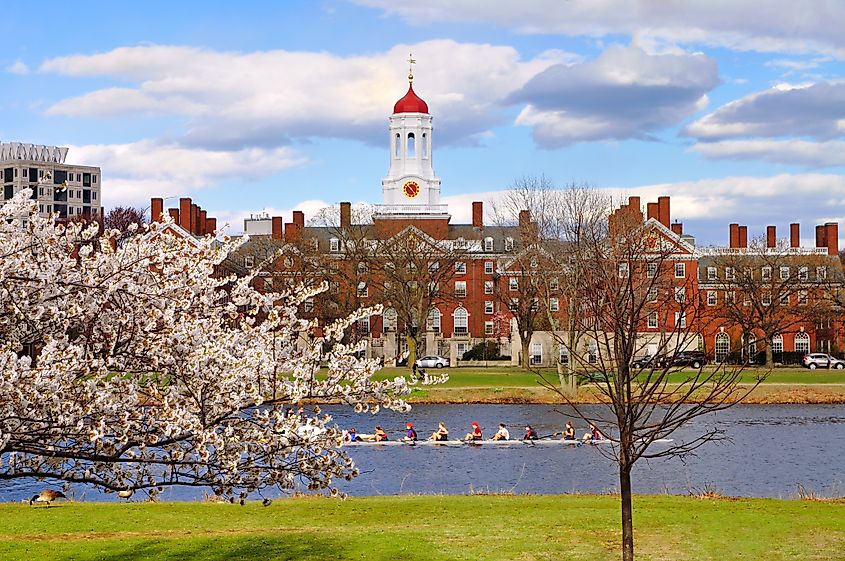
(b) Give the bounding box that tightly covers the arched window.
[743,334,757,362]
[453,306,468,334]
[383,308,397,332]
[407,132,416,157]
[772,334,783,354]
[422,133,428,158]
[395,133,401,158]
[794,332,810,353]
[427,308,441,333]
[715,332,730,363]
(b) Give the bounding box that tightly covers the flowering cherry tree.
[0,190,438,499]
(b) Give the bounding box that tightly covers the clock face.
[403,181,420,199]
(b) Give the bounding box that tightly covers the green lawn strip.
[1,495,843,561]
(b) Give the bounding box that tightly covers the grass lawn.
[365,365,845,404]
[1,494,842,560]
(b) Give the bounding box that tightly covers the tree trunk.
[521,336,531,369]
[765,337,774,369]
[406,334,418,372]
[620,462,635,561]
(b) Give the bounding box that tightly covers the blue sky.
[2,1,845,245]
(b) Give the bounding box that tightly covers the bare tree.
[709,236,833,367]
[542,202,757,561]
[104,206,148,243]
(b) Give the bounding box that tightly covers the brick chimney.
[179,198,192,232]
[472,201,483,228]
[191,204,200,235]
[816,225,827,249]
[729,223,739,248]
[657,196,670,228]
[292,210,305,228]
[790,223,800,248]
[518,209,530,228]
[738,225,748,249]
[646,202,659,222]
[205,217,217,234]
[285,222,301,242]
[151,197,163,223]
[627,196,643,222]
[272,216,284,240]
[766,226,776,248]
[670,223,683,236]
[168,208,180,222]
[825,222,839,256]
[340,202,351,229]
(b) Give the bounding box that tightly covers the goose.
[29,489,66,506]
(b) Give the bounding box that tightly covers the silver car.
[802,353,845,369]
[415,355,450,369]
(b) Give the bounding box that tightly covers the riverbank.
[2,494,842,560]
[378,367,845,404]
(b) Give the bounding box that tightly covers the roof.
[393,83,429,114]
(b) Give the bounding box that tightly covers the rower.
[491,423,510,441]
[374,426,389,442]
[346,427,361,442]
[429,421,449,441]
[404,423,418,441]
[463,422,483,441]
[583,423,604,442]
[562,421,576,441]
[523,425,538,440]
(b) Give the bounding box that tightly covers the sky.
[2,0,845,246]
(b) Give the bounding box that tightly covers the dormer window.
[484,237,493,251]
[504,237,514,251]
[244,255,255,268]
[330,238,339,252]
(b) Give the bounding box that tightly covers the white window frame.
[674,286,685,303]
[509,277,518,291]
[549,297,559,312]
[725,267,735,280]
[484,280,494,294]
[707,290,717,306]
[530,342,543,365]
[707,267,717,280]
[484,321,494,335]
[244,255,255,268]
[453,307,468,334]
[484,237,493,251]
[455,281,467,298]
[504,237,514,251]
[303,299,314,312]
[675,312,686,329]
[762,292,771,306]
[780,266,790,280]
[358,317,370,334]
[484,301,494,314]
[817,266,827,280]
[427,308,441,333]
[357,282,368,298]
[383,308,397,331]
[675,262,685,278]
[330,238,339,252]
[648,312,658,329]
[798,290,808,305]
[484,261,494,274]
[648,287,658,302]
[647,262,658,279]
[549,277,559,290]
[762,266,772,281]
[618,263,629,278]
[798,267,808,281]
[455,262,466,274]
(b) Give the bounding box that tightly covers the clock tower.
[376,58,447,220]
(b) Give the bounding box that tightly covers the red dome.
[393,83,429,114]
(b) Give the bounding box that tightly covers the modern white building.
[0,142,102,220]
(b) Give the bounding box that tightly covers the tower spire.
[407,52,416,83]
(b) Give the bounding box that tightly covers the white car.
[415,355,450,369]
[802,353,845,369]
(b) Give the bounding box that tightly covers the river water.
[3,404,843,501]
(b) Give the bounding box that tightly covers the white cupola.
[379,59,444,215]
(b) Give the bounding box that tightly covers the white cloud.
[39,41,571,148]
[690,139,845,167]
[69,140,306,208]
[354,0,845,58]
[7,61,29,75]
[509,45,718,146]
[684,82,845,141]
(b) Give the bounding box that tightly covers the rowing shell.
[342,438,673,447]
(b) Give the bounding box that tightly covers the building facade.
[0,143,102,220]
[150,74,845,367]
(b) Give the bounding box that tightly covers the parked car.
[631,354,665,369]
[802,353,845,369]
[415,355,450,369]
[671,351,708,369]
